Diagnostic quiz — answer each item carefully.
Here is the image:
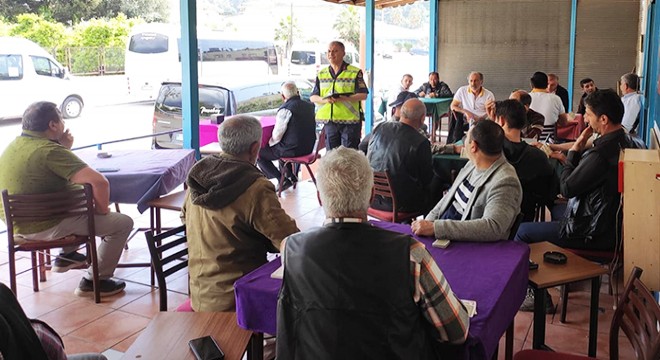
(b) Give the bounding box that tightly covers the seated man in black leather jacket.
[367,98,438,214]
[515,89,646,250]
[414,71,453,98]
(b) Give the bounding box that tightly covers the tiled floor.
[0,179,637,359]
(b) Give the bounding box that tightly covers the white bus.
[125,23,279,100]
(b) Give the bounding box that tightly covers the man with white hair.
[619,72,643,134]
[257,81,316,192]
[448,71,495,143]
[277,147,469,359]
[182,115,298,312]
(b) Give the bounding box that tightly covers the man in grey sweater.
[412,120,522,241]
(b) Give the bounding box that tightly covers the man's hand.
[485,99,496,120]
[411,219,435,237]
[570,126,593,152]
[419,91,426,97]
[59,129,74,149]
[453,144,463,154]
[549,151,567,164]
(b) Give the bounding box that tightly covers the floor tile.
[62,335,107,355]
[39,300,114,335]
[111,331,141,353]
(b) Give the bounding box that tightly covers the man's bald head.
[400,99,426,130]
[510,90,532,109]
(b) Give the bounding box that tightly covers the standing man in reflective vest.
[310,41,369,149]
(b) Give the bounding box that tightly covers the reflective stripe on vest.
[316,65,361,123]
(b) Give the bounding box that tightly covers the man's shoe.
[277,179,294,192]
[74,278,126,297]
[520,288,555,314]
[51,251,88,273]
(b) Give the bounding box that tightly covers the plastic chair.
[279,127,326,205]
[514,266,660,360]
[367,171,422,224]
[1,184,101,303]
[144,224,189,311]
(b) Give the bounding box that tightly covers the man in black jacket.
[548,73,569,112]
[414,71,453,98]
[367,98,436,214]
[257,81,316,192]
[515,89,645,250]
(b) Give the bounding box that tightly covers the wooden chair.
[514,266,660,360]
[367,171,422,223]
[1,184,101,303]
[559,246,623,323]
[146,190,187,235]
[144,224,189,311]
[279,127,326,205]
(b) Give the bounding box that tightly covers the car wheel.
[61,96,83,119]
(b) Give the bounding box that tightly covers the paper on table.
[271,265,284,279]
[461,299,477,318]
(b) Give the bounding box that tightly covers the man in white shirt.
[386,74,413,119]
[619,72,643,134]
[448,71,495,142]
[528,71,569,142]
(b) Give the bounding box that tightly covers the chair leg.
[305,164,322,206]
[38,250,47,283]
[31,251,39,292]
[560,284,568,323]
[9,250,18,296]
[88,240,101,304]
[278,163,288,198]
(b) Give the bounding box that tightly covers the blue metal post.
[639,3,654,143]
[180,0,200,158]
[429,0,439,72]
[365,0,375,134]
[567,0,578,109]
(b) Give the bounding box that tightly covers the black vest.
[275,95,316,157]
[276,223,436,360]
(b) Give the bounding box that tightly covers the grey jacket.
[425,156,522,242]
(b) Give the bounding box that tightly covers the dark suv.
[152,78,314,149]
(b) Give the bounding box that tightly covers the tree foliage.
[332,6,360,49]
[9,14,68,49]
[274,15,302,54]
[0,0,168,24]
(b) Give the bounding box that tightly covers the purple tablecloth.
[199,116,276,148]
[234,220,529,359]
[75,149,195,213]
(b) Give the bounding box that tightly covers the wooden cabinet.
[623,149,660,291]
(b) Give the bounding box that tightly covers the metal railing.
[72,129,182,151]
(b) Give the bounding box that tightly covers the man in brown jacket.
[182,115,299,312]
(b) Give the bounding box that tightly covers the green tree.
[274,15,302,55]
[9,13,68,49]
[333,6,360,49]
[0,18,12,36]
[0,0,41,21]
[96,0,169,23]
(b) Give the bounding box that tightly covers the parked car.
[152,77,314,149]
[0,36,84,121]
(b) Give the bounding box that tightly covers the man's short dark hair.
[470,120,504,156]
[429,71,439,78]
[495,100,527,130]
[584,89,624,125]
[22,102,61,132]
[621,73,639,91]
[580,78,594,87]
[530,72,548,89]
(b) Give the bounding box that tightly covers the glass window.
[129,33,169,54]
[235,84,280,114]
[294,80,314,100]
[291,51,315,65]
[156,84,228,119]
[0,55,23,80]
[31,56,60,78]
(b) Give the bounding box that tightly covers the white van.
[288,43,360,81]
[0,37,84,121]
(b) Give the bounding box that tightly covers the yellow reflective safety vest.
[316,64,362,124]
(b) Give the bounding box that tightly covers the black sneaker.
[51,251,88,273]
[520,287,555,314]
[74,278,126,297]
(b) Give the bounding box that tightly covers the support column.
[180,0,200,158]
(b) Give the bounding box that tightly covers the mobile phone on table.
[189,336,225,360]
[432,239,451,249]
